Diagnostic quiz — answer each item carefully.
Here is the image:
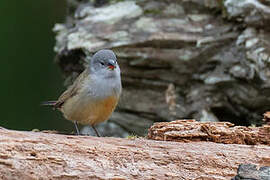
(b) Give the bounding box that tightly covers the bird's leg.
[91,125,100,137]
[74,121,80,135]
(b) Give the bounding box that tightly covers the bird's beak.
[108,65,115,70]
[108,59,116,70]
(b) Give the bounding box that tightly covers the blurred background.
[0,1,72,131]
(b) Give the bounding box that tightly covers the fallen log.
[148,119,270,145]
[0,121,270,180]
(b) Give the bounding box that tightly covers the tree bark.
[0,121,270,180]
[53,0,270,136]
[148,119,270,145]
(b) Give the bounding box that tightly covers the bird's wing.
[55,69,89,108]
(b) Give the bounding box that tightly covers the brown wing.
[55,69,89,109]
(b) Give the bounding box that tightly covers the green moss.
[126,134,139,140]
[221,0,229,18]
[144,9,162,15]
[109,0,125,4]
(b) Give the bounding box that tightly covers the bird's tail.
[41,101,57,106]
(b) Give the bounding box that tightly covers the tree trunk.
[53,0,270,136]
[0,121,270,180]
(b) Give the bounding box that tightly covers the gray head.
[90,49,120,78]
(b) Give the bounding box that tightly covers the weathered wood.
[53,0,270,136]
[0,126,270,179]
[148,119,270,145]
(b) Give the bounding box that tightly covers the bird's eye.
[100,62,105,66]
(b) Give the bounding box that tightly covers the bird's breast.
[61,73,121,125]
[62,93,119,125]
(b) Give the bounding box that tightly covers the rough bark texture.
[53,0,270,136]
[0,127,270,180]
[148,119,270,145]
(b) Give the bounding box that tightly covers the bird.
[42,49,122,137]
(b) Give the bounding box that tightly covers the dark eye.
[100,62,105,66]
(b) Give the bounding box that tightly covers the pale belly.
[61,94,119,125]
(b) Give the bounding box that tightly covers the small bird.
[42,49,122,137]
